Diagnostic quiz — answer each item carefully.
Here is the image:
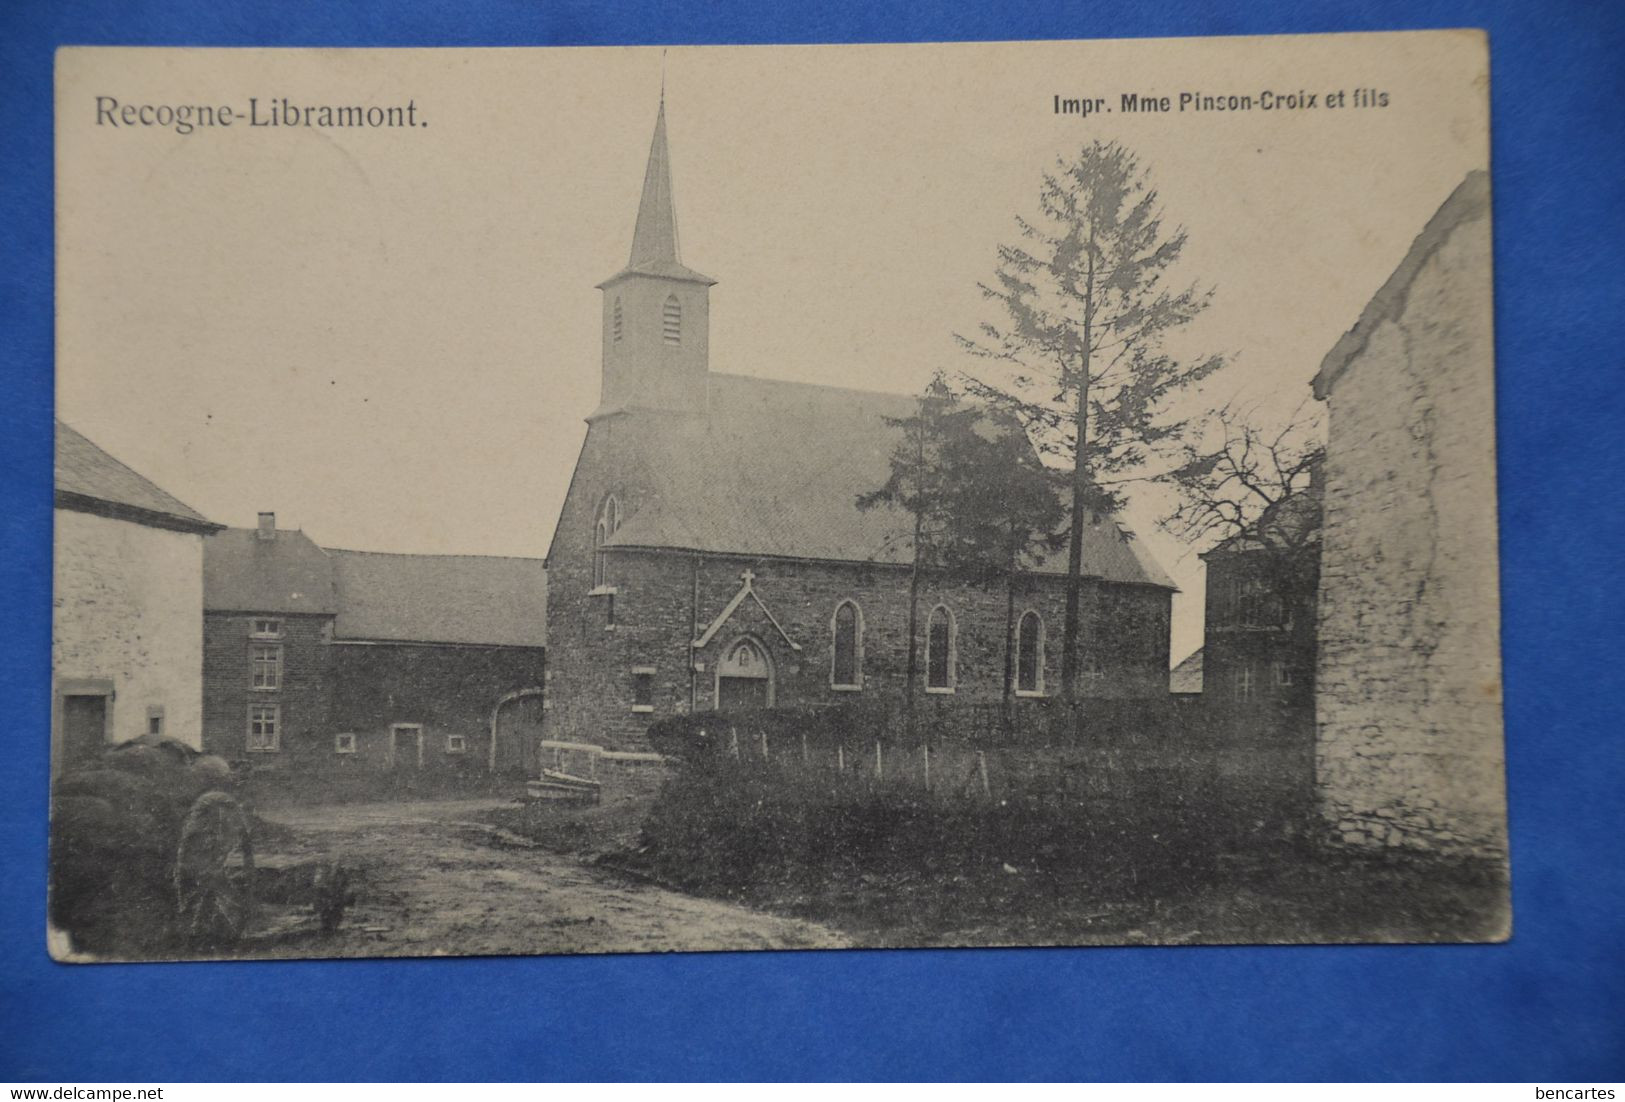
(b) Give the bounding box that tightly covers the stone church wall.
[546,479,1173,753]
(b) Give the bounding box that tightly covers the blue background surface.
[2,0,1622,1083]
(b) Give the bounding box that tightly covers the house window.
[247,703,280,752]
[1235,577,1283,628]
[632,668,655,713]
[250,618,282,639]
[1015,610,1045,695]
[612,296,623,342]
[446,734,467,754]
[831,601,863,689]
[1273,661,1294,687]
[925,606,956,692]
[146,706,165,737]
[250,643,282,690]
[333,733,357,754]
[1234,664,1255,703]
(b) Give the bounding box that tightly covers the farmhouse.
[1312,170,1506,856]
[543,100,1177,752]
[202,513,546,779]
[53,420,222,771]
[1198,467,1321,724]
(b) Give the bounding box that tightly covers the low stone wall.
[539,739,671,801]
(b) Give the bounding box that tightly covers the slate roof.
[55,420,219,533]
[1169,647,1204,694]
[1314,170,1490,398]
[329,549,547,648]
[204,528,338,615]
[602,372,1176,589]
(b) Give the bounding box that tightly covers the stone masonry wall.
[328,643,545,775]
[53,508,207,757]
[203,611,334,764]
[1315,196,1506,857]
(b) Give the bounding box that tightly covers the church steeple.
[602,99,715,286]
[628,100,681,270]
[594,96,715,419]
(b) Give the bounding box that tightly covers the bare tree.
[1162,398,1325,573]
[960,141,1225,702]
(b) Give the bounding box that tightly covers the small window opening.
[662,295,681,345]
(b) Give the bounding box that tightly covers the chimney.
[257,512,276,541]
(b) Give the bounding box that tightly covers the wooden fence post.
[729,726,740,760]
[923,743,931,791]
[837,743,845,772]
[760,729,770,761]
[801,731,809,764]
[874,740,883,780]
[977,750,991,797]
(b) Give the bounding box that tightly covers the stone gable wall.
[53,509,207,759]
[1314,203,1506,857]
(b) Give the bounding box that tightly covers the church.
[543,100,1177,752]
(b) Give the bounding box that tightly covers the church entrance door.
[715,637,773,712]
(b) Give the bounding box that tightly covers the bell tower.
[594,98,715,417]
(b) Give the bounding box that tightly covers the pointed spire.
[597,92,714,289]
[629,100,681,268]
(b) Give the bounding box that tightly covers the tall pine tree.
[960,141,1225,702]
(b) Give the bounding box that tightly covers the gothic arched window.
[662,294,682,345]
[592,495,619,589]
[612,297,623,342]
[1016,610,1044,695]
[925,605,956,692]
[831,600,863,689]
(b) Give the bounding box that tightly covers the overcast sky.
[56,35,1487,662]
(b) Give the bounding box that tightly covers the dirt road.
[248,797,847,958]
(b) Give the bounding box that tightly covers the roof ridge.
[709,371,923,404]
[324,546,545,563]
[1313,170,1489,397]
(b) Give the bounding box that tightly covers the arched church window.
[592,495,619,589]
[925,605,956,692]
[662,295,682,345]
[831,600,863,689]
[1016,610,1045,695]
[612,297,623,342]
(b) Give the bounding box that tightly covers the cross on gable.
[692,568,801,652]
